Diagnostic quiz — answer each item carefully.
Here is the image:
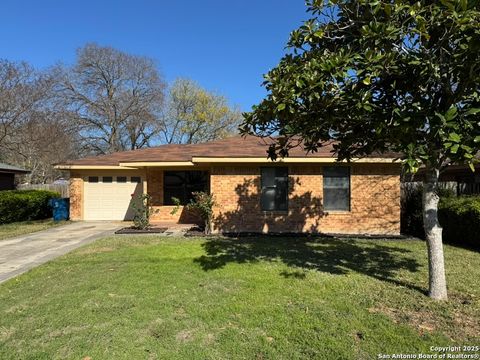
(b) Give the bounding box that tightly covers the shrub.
[401,183,424,238]
[171,192,216,234]
[401,183,456,239]
[131,193,157,230]
[439,196,480,249]
[0,190,60,224]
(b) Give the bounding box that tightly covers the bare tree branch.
[58,43,166,154]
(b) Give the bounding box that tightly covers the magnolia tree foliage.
[243,0,480,169]
[242,0,480,300]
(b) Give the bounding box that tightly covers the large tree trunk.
[423,167,448,300]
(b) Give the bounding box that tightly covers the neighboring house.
[0,163,30,191]
[409,163,480,196]
[442,165,480,195]
[55,135,401,235]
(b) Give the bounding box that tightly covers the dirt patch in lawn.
[0,326,15,341]
[368,305,438,334]
[369,293,480,341]
[176,330,194,343]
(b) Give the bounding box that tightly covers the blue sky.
[0,0,308,111]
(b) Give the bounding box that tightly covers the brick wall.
[147,168,201,224]
[69,164,400,234]
[210,164,400,235]
[69,172,83,220]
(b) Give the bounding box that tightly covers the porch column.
[143,167,148,194]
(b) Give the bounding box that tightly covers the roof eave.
[53,165,139,170]
[56,157,399,170]
[0,169,31,174]
[118,161,195,167]
[191,157,400,164]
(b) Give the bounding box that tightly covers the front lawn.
[0,236,478,359]
[0,219,67,241]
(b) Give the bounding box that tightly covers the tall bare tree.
[160,78,241,144]
[0,60,82,183]
[60,43,166,154]
[0,60,53,155]
[1,48,240,182]
[4,109,81,184]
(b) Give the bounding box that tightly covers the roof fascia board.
[56,158,399,170]
[54,165,138,170]
[191,157,398,164]
[118,161,195,167]
[0,170,30,174]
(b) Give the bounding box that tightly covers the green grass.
[0,219,67,240]
[0,236,478,359]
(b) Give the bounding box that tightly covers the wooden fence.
[401,181,466,197]
[17,183,69,198]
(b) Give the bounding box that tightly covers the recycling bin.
[49,198,70,221]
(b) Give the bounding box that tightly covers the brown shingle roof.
[59,135,397,166]
[0,162,30,174]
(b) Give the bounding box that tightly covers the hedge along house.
[55,135,401,235]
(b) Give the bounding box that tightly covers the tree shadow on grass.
[194,236,425,294]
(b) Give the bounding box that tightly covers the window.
[261,167,288,211]
[102,176,113,183]
[88,176,98,183]
[163,171,208,205]
[131,176,141,183]
[117,176,127,183]
[323,167,350,211]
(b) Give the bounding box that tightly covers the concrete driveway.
[0,221,121,284]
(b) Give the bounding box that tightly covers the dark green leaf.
[448,133,461,143]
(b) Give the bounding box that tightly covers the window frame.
[88,176,99,183]
[163,170,209,206]
[117,176,127,183]
[323,166,351,212]
[260,166,289,212]
[102,176,113,183]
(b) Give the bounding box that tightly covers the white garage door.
[84,176,143,220]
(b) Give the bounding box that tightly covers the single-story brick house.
[55,135,401,235]
[0,163,30,191]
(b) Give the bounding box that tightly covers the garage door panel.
[84,180,142,221]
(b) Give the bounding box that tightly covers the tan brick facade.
[68,164,400,235]
[147,168,202,224]
[210,164,400,235]
[69,172,83,221]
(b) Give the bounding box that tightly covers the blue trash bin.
[49,198,70,221]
